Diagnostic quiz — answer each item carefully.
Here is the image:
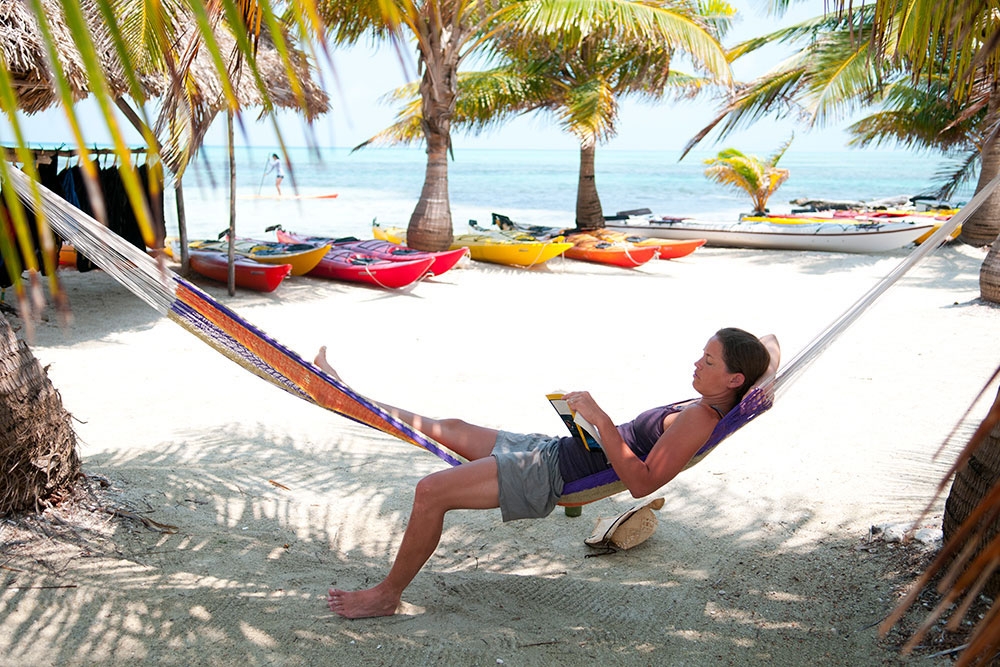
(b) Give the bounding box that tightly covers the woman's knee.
[413,472,451,513]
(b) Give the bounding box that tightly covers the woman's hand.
[562,391,605,426]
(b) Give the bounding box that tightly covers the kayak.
[272,227,469,277]
[303,246,434,288]
[642,238,707,259]
[374,224,571,268]
[740,211,962,245]
[602,216,935,253]
[188,249,292,292]
[189,238,330,275]
[583,229,705,259]
[484,214,661,267]
[561,233,658,267]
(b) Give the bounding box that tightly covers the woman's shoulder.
[677,400,725,424]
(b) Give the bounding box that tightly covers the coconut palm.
[690,1,1000,304]
[845,74,985,200]
[318,0,732,247]
[0,294,79,515]
[702,139,791,215]
[682,6,892,158]
[1,0,328,300]
[832,3,1000,660]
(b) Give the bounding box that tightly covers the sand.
[2,240,999,665]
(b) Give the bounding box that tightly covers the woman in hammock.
[315,327,772,619]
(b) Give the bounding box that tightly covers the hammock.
[4,166,993,507]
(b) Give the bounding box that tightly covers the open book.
[547,392,603,451]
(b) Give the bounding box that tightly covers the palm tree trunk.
[979,237,1000,303]
[575,141,605,229]
[407,128,453,251]
[961,92,1000,247]
[0,313,79,516]
[406,67,456,252]
[942,385,1000,596]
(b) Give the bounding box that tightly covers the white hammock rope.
[5,167,176,315]
[771,173,1000,398]
[4,162,994,409]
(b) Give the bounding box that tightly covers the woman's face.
[692,336,740,396]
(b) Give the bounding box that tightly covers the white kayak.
[603,216,935,253]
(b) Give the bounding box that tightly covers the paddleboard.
[239,192,339,200]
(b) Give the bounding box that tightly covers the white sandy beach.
[2,239,999,665]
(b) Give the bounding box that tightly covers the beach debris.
[870,522,943,546]
[105,507,178,533]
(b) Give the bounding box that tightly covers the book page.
[546,392,603,451]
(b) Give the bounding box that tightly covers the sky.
[3,1,869,156]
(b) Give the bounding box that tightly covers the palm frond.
[500,0,731,82]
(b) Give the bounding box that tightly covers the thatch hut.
[0,0,329,125]
[2,0,330,280]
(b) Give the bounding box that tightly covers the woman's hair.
[716,327,771,402]
[271,153,279,159]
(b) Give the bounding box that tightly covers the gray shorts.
[492,431,565,522]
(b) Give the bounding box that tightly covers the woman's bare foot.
[327,585,400,619]
[314,346,342,382]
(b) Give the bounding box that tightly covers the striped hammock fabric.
[5,167,463,469]
[4,163,987,507]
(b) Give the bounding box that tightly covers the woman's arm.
[561,391,718,498]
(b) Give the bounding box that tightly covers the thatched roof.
[0,0,329,119]
[0,0,93,113]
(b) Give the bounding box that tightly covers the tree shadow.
[0,418,936,665]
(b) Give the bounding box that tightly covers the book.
[546,392,603,451]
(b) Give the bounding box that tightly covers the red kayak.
[188,249,292,293]
[306,246,434,289]
[272,227,468,277]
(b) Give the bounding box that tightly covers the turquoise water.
[173,146,973,241]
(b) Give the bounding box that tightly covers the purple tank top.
[557,401,691,484]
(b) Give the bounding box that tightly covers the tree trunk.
[575,141,604,229]
[980,236,1000,304]
[406,61,456,252]
[961,92,1000,247]
[942,385,1000,597]
[227,111,237,296]
[407,128,454,251]
[0,312,79,516]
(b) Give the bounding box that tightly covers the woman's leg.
[314,346,499,460]
[328,455,501,618]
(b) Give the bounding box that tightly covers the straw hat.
[585,497,665,550]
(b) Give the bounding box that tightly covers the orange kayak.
[563,234,659,267]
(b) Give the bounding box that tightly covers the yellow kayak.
[188,238,330,276]
[374,224,571,268]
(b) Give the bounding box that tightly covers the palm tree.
[690,2,1000,303]
[682,6,891,159]
[826,3,1000,659]
[0,291,79,515]
[318,0,732,248]
[702,139,791,215]
[845,74,985,201]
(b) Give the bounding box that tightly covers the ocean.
[173,146,974,242]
